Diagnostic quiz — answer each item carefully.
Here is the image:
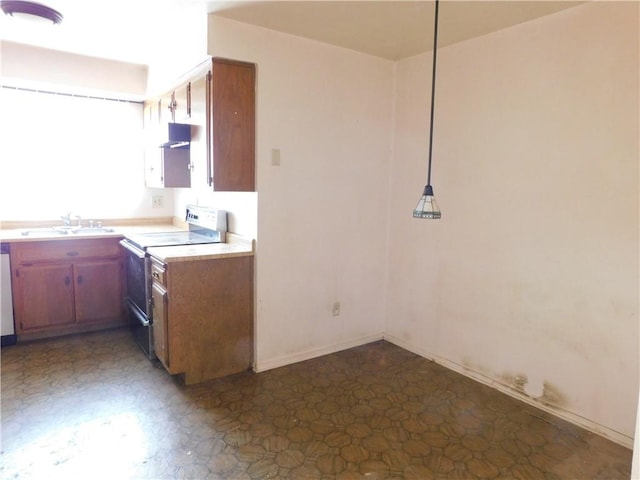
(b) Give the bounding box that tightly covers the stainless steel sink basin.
[71,227,115,234]
[21,227,71,237]
[20,226,114,237]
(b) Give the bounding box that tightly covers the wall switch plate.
[271,148,281,166]
[332,301,341,316]
[152,195,164,208]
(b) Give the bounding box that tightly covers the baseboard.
[255,332,384,373]
[384,334,634,450]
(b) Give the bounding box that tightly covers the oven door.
[126,298,154,359]
[120,239,151,319]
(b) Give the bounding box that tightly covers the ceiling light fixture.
[413,0,442,220]
[0,0,63,25]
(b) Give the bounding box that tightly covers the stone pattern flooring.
[1,328,633,479]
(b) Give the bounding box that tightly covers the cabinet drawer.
[150,257,166,286]
[12,239,121,264]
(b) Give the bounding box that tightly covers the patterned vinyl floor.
[0,328,633,479]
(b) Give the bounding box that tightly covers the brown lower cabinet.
[10,238,125,339]
[150,254,253,385]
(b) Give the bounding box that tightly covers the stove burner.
[123,230,221,249]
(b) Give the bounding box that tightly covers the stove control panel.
[185,205,227,233]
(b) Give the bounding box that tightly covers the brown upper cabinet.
[209,58,256,192]
[143,57,256,192]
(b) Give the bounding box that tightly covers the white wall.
[387,1,639,446]
[144,1,209,97]
[205,16,394,370]
[0,41,148,99]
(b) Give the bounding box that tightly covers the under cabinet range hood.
[161,122,191,148]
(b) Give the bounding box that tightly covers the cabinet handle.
[187,82,191,117]
[64,276,71,286]
[169,91,177,123]
[152,271,159,279]
[77,275,83,285]
[206,70,213,187]
[66,251,79,257]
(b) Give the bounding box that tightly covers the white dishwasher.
[1,243,16,346]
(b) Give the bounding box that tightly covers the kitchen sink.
[21,227,71,237]
[71,227,115,234]
[21,226,115,237]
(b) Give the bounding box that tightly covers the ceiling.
[210,1,585,60]
[0,0,585,64]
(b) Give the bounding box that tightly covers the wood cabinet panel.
[150,257,166,286]
[211,58,256,192]
[160,147,191,188]
[152,254,253,385]
[151,282,168,370]
[14,263,75,332]
[10,238,125,339]
[74,260,123,323]
[13,239,120,264]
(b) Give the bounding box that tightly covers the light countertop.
[0,220,254,262]
[147,238,254,263]
[0,219,184,243]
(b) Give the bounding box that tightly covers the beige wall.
[205,1,638,446]
[0,41,148,99]
[204,16,394,370]
[2,0,636,451]
[387,1,639,445]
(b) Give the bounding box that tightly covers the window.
[0,86,145,220]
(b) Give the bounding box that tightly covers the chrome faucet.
[61,212,72,227]
[60,213,82,227]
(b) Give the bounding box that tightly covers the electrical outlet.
[332,301,341,316]
[152,195,164,208]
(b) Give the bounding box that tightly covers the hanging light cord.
[426,0,439,187]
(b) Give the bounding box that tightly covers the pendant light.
[413,0,442,219]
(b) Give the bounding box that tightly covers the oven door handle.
[120,239,146,259]
[126,298,151,326]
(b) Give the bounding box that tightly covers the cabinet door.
[144,144,164,188]
[74,259,124,323]
[151,281,169,370]
[211,58,256,191]
[174,82,191,123]
[14,263,75,332]
[159,92,174,125]
[144,99,164,187]
[188,74,208,181]
[161,147,191,188]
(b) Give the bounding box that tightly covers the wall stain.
[540,381,568,408]
[498,373,528,394]
[497,374,568,409]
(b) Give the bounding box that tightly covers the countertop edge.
[147,233,255,263]
[0,224,184,243]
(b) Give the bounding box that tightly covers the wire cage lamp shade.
[413,0,442,220]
